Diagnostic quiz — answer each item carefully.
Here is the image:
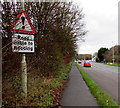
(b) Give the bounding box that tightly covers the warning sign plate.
[10,10,35,34]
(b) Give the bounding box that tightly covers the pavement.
[60,64,99,107]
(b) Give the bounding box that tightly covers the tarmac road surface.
[80,62,119,103]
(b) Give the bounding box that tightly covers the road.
[79,62,119,103]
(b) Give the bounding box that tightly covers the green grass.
[24,62,72,106]
[104,63,120,67]
[2,62,72,107]
[76,63,119,107]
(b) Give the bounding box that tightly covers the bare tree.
[2,2,87,106]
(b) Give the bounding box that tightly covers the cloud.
[73,0,118,54]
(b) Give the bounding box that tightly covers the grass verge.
[2,62,72,107]
[22,62,72,106]
[76,63,119,107]
[104,63,120,67]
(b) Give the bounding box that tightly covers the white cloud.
[73,0,119,54]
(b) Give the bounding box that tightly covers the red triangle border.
[10,10,35,34]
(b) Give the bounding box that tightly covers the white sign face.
[12,33,34,53]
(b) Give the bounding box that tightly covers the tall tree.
[98,47,108,62]
[2,2,87,76]
[104,45,120,63]
[1,2,87,106]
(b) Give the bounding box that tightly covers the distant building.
[78,54,92,60]
[92,55,97,61]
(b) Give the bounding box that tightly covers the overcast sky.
[73,0,119,55]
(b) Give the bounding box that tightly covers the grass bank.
[76,63,119,107]
[104,63,120,67]
[2,62,72,107]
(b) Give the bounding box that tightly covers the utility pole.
[112,41,115,64]
[21,0,27,97]
[113,46,115,64]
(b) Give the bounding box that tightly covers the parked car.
[78,61,82,64]
[78,60,82,64]
[84,62,91,67]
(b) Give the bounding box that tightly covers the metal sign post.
[21,53,27,97]
[10,1,35,97]
[21,0,27,97]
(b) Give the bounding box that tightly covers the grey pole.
[21,54,27,97]
[112,41,115,64]
[113,46,115,64]
[21,0,27,97]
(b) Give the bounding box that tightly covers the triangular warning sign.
[10,10,35,34]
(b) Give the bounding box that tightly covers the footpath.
[60,64,99,107]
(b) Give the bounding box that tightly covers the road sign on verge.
[12,33,34,53]
[10,10,35,34]
[11,10,35,53]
